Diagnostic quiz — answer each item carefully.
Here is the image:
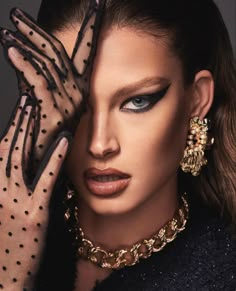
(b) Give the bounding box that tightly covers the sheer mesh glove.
[0,94,71,290]
[0,0,105,164]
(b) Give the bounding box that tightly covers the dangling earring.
[180,117,214,176]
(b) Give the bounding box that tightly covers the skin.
[55,26,214,290]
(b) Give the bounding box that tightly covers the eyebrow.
[113,77,169,99]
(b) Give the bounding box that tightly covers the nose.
[87,111,120,159]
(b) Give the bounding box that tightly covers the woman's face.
[58,27,193,215]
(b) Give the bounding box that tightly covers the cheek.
[121,98,189,173]
[66,91,189,182]
[119,98,189,203]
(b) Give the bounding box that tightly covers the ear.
[190,70,214,119]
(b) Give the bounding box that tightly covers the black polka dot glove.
[0,0,105,164]
[0,94,71,290]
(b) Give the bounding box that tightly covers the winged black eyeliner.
[121,84,170,113]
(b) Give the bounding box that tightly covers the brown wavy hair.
[38,0,236,224]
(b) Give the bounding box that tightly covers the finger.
[1,35,57,90]
[10,8,69,77]
[32,133,71,207]
[7,46,57,104]
[8,47,76,130]
[7,43,66,163]
[0,95,30,175]
[1,27,70,91]
[0,95,28,144]
[22,105,35,179]
[2,30,82,113]
[5,47,62,158]
[16,71,32,96]
[71,0,105,90]
[6,101,34,179]
[1,27,83,108]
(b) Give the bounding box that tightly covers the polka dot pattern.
[0,94,70,289]
[0,0,103,288]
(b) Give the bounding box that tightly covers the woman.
[0,0,235,290]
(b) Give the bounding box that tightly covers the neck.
[77,178,179,250]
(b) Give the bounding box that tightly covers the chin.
[81,193,140,217]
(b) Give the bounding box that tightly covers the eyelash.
[120,85,170,113]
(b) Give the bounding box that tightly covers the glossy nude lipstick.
[83,168,131,196]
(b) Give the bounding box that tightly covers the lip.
[83,167,131,196]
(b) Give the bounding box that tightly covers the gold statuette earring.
[180,117,214,176]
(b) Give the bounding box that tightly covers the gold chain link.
[65,192,189,270]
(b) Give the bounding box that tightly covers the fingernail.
[20,95,28,106]
[8,47,19,59]
[60,137,69,148]
[11,7,21,17]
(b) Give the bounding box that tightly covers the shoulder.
[185,194,236,263]
[95,197,236,291]
[176,207,236,289]
[157,195,236,290]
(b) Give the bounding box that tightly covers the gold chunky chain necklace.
[64,191,189,270]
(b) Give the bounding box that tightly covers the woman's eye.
[121,85,170,113]
[122,97,152,111]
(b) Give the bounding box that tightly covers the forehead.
[55,26,183,89]
[56,25,176,61]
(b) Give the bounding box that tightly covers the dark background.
[0,0,235,134]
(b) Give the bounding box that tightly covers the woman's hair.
[38,0,236,224]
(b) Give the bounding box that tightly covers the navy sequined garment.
[93,194,236,291]
[35,181,236,291]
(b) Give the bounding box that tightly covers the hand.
[0,0,105,163]
[0,95,70,290]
